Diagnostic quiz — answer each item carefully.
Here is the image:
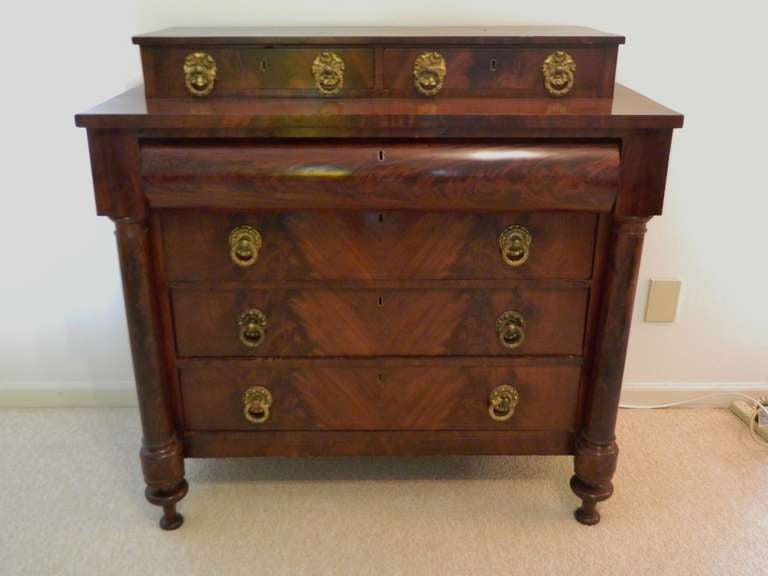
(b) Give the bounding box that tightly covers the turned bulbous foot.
[145,479,189,530]
[570,475,613,525]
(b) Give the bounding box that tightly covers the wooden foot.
[145,480,189,530]
[570,475,612,525]
[571,434,618,525]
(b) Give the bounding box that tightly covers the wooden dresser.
[75,26,683,530]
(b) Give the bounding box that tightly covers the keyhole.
[378,149,386,162]
[490,58,498,72]
[260,59,268,72]
[377,373,384,383]
[377,296,384,307]
[378,213,384,223]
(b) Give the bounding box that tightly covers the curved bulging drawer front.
[171,286,588,357]
[179,360,581,432]
[142,143,619,212]
[161,211,597,282]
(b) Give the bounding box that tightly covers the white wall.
[1,1,766,394]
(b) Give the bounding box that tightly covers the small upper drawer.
[382,47,615,98]
[142,142,619,212]
[142,47,375,97]
[161,211,597,282]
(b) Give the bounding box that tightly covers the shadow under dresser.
[75,26,683,530]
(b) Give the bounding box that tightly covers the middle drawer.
[171,286,588,357]
[161,211,597,282]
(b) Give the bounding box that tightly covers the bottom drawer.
[179,360,581,432]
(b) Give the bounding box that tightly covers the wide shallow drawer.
[143,47,375,97]
[161,211,597,282]
[142,142,619,212]
[179,360,581,431]
[382,47,616,98]
[171,286,588,357]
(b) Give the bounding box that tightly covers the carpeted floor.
[1,408,765,575]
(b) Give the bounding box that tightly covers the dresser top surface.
[75,84,682,131]
[133,26,625,46]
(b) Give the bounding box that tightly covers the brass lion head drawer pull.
[496,310,526,349]
[488,385,519,422]
[499,225,532,267]
[312,51,345,96]
[238,309,268,348]
[183,52,217,96]
[242,386,273,424]
[542,51,576,97]
[414,51,447,96]
[229,226,262,267]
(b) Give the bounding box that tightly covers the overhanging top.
[133,26,626,46]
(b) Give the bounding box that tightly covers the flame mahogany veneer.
[76,26,683,530]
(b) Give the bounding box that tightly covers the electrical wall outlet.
[645,279,681,322]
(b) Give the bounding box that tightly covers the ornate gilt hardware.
[312,51,345,96]
[496,310,526,350]
[542,51,576,97]
[499,225,532,267]
[238,309,268,348]
[488,385,520,422]
[413,51,447,96]
[228,226,262,268]
[183,52,217,97]
[242,386,273,424]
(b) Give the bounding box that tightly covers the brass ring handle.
[312,51,345,96]
[488,385,520,422]
[496,310,526,350]
[499,225,532,267]
[414,51,447,96]
[183,52,217,97]
[243,386,273,424]
[229,226,262,267]
[542,51,576,97]
[238,309,268,348]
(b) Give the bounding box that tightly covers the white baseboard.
[0,382,765,409]
[620,382,768,408]
[0,384,136,408]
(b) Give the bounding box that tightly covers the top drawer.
[142,142,619,213]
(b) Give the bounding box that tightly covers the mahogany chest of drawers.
[75,26,683,529]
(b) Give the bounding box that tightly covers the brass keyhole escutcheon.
[488,385,520,422]
[183,51,217,97]
[499,225,532,267]
[242,386,273,424]
[229,226,262,267]
[542,51,576,97]
[238,309,268,348]
[413,51,447,96]
[312,51,345,96]
[496,310,526,350]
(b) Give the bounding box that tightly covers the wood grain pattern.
[179,361,580,431]
[160,211,597,281]
[171,286,589,357]
[142,142,619,212]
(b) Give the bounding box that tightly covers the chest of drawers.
[76,26,682,530]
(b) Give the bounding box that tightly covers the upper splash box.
[132,26,624,99]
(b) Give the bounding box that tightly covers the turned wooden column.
[571,216,649,525]
[114,217,187,530]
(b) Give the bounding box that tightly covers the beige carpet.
[1,408,766,575]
